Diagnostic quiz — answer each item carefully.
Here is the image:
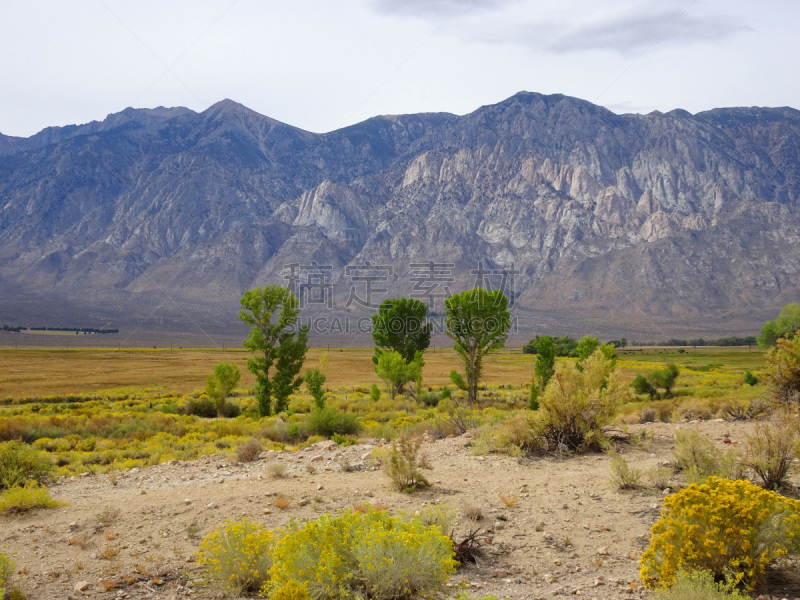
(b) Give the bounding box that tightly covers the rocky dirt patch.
[2,420,799,600]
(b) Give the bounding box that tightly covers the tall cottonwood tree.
[239,286,309,416]
[445,288,510,404]
[371,297,432,364]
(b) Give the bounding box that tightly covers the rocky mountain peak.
[1,92,799,339]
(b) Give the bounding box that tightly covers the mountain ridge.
[1,91,799,340]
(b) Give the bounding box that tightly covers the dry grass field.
[0,347,540,398]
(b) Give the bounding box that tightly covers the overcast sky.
[1,0,797,137]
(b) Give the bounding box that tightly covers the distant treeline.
[642,336,758,347]
[2,325,119,334]
[523,334,758,355]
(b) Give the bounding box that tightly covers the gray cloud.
[476,4,751,55]
[370,0,515,18]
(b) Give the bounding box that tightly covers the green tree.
[239,286,309,416]
[631,364,680,399]
[445,288,510,404]
[205,362,241,417]
[576,336,600,362]
[632,374,657,399]
[764,331,800,405]
[375,350,423,399]
[758,302,800,348]
[304,368,326,409]
[530,335,556,410]
[371,297,432,365]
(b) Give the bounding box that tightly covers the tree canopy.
[758,303,800,348]
[240,286,309,416]
[445,288,510,404]
[371,297,432,364]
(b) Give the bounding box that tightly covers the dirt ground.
[2,419,799,600]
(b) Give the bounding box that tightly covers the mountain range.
[1,92,799,342]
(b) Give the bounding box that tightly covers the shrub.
[184,397,217,418]
[0,441,54,490]
[640,477,800,590]
[220,401,241,418]
[304,368,327,409]
[381,435,431,492]
[330,433,358,447]
[205,362,241,416]
[764,331,800,405]
[609,452,643,489]
[306,408,361,438]
[481,412,543,455]
[743,370,758,386]
[0,552,13,598]
[740,418,798,489]
[236,438,263,463]
[370,384,381,402]
[0,482,62,514]
[652,569,749,599]
[197,516,274,596]
[418,502,457,538]
[536,350,627,452]
[673,429,741,484]
[417,391,439,407]
[264,508,457,600]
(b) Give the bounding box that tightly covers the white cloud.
[472,2,751,55]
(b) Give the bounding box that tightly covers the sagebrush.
[197,516,274,596]
[265,508,457,600]
[640,476,800,590]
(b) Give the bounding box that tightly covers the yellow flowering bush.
[0,551,13,599]
[640,477,800,590]
[196,516,274,596]
[264,508,457,600]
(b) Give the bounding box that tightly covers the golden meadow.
[0,346,766,477]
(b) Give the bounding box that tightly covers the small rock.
[317,484,323,491]
[597,547,609,556]
[543,573,556,584]
[491,568,510,578]
[140,490,146,495]
[69,521,78,530]
[184,498,191,505]
[74,581,90,592]
[298,499,309,506]
[493,522,505,531]
[310,455,324,462]
[207,501,218,509]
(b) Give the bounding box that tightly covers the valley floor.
[2,420,799,600]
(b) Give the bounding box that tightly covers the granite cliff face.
[1,92,799,339]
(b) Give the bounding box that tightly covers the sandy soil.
[2,420,799,600]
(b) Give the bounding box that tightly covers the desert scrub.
[536,350,629,452]
[264,508,457,600]
[673,429,742,484]
[0,551,13,599]
[381,435,431,492]
[236,438,263,462]
[740,417,798,489]
[653,569,748,599]
[196,516,274,597]
[0,482,61,514]
[640,476,800,591]
[306,408,361,438]
[0,441,54,489]
[609,452,643,489]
